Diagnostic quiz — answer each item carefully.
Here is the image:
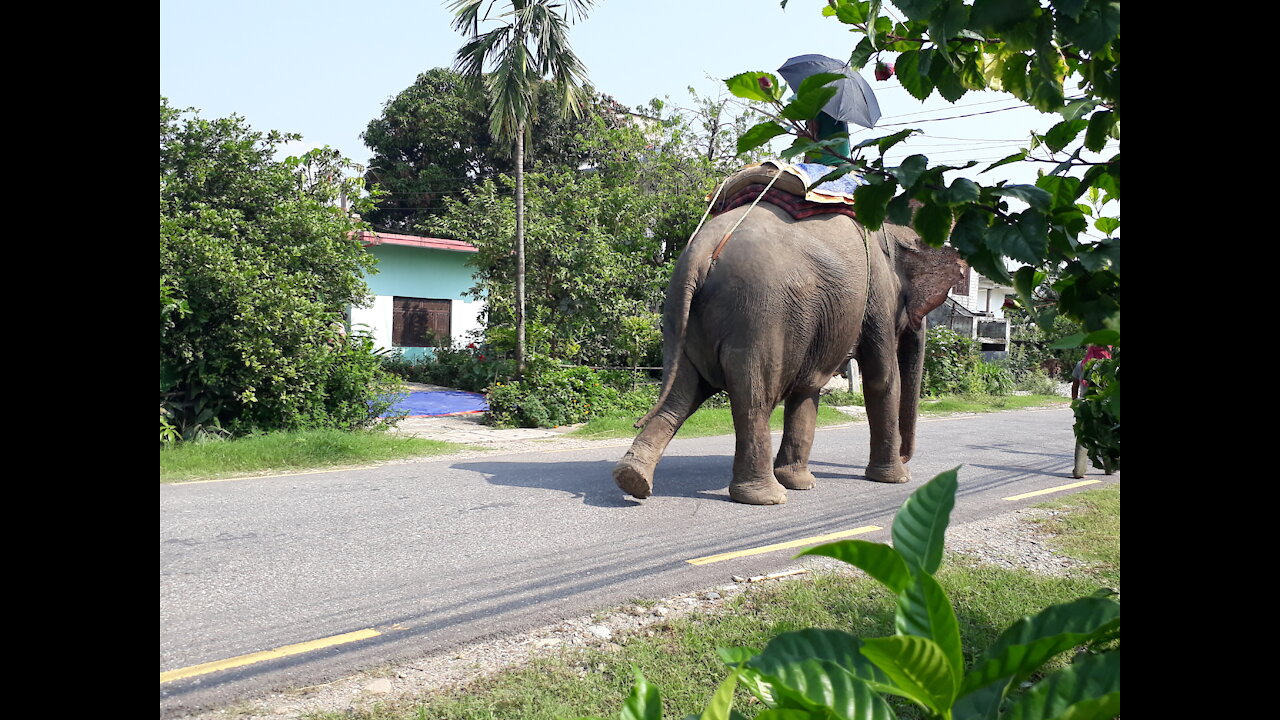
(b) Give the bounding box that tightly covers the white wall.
[350,295,393,349]
[349,295,484,358]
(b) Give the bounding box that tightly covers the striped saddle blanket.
[709,160,865,221]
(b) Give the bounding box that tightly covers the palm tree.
[449,0,594,375]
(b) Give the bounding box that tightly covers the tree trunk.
[515,124,526,376]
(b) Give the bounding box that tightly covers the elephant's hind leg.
[613,370,716,499]
[773,389,820,491]
[728,397,789,506]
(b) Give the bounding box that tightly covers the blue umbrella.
[777,54,881,129]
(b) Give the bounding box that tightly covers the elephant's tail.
[634,251,712,428]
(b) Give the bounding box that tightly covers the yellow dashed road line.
[1003,480,1102,501]
[687,525,882,565]
[160,628,381,684]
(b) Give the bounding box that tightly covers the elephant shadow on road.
[807,459,877,482]
[455,454,878,508]
[455,454,739,507]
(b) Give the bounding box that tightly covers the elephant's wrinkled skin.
[614,202,963,505]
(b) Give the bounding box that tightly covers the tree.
[160,97,395,438]
[426,92,763,369]
[360,67,627,232]
[449,0,596,375]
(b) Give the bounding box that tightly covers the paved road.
[160,407,1116,716]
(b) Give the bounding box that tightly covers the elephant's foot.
[773,464,817,491]
[613,456,654,499]
[866,462,911,484]
[729,476,788,505]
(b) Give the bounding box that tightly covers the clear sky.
[160,1,1109,191]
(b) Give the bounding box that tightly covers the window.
[393,297,451,347]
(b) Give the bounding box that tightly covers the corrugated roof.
[356,230,478,253]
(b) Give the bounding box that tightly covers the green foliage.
[485,358,628,428]
[1004,316,1084,384]
[380,340,516,393]
[730,1,1120,346]
[360,67,629,232]
[923,327,978,396]
[924,327,1016,398]
[160,98,398,438]
[975,362,1015,397]
[430,170,672,367]
[428,90,746,368]
[1072,349,1120,473]
[1010,369,1061,396]
[591,468,1120,720]
[369,63,760,372]
[822,389,866,407]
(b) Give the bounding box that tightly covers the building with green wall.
[349,231,484,361]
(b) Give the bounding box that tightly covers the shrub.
[923,326,984,396]
[1013,368,1062,396]
[160,98,393,438]
[975,361,1015,396]
[1005,315,1086,382]
[589,469,1120,720]
[610,381,662,416]
[381,339,516,393]
[923,327,1020,398]
[821,389,865,406]
[487,365,623,428]
[1073,350,1120,473]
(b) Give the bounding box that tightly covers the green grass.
[159,429,468,483]
[306,482,1119,720]
[918,393,1069,415]
[1029,485,1121,585]
[568,404,857,441]
[571,392,1067,441]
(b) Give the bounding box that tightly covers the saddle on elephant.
[709,159,865,222]
[702,160,869,263]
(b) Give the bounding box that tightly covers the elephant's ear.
[896,234,967,329]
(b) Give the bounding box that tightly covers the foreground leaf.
[891,467,959,574]
[860,635,958,715]
[749,629,888,686]
[1002,650,1120,720]
[896,571,964,687]
[799,540,911,593]
[622,667,662,720]
[737,122,790,154]
[725,72,784,103]
[960,596,1121,697]
[766,660,897,720]
[699,669,739,720]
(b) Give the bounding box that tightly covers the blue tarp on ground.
[381,391,488,417]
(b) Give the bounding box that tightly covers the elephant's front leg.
[728,397,789,505]
[859,347,911,484]
[773,389,819,491]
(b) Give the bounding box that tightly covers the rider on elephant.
[805,110,851,166]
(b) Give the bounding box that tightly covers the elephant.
[612,194,964,505]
